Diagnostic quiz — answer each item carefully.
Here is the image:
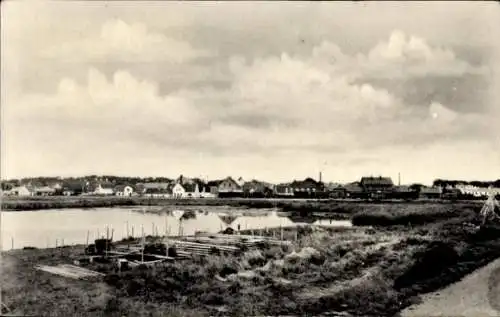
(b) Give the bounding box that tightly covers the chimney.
[398,173,401,186]
[319,171,322,183]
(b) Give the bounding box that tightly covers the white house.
[8,185,34,197]
[93,183,115,195]
[456,185,500,197]
[143,188,172,198]
[172,183,186,199]
[114,185,134,197]
[35,186,56,196]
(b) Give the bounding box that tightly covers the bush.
[394,241,459,289]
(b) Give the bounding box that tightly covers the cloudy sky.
[2,1,499,185]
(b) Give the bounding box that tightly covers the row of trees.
[1,176,175,190]
[432,179,500,188]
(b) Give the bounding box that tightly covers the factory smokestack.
[398,172,401,186]
[319,171,322,183]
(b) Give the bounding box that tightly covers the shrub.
[394,241,459,289]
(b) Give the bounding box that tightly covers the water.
[1,207,352,250]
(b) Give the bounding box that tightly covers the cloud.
[41,19,210,63]
[3,25,497,181]
[310,30,486,80]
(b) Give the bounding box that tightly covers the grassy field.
[3,202,500,316]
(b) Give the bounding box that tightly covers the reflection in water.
[1,207,352,250]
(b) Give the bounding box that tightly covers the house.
[35,186,56,196]
[92,182,115,195]
[289,178,325,198]
[143,187,172,199]
[344,182,366,199]
[275,183,294,198]
[360,176,394,199]
[242,180,274,198]
[455,185,500,199]
[114,185,134,197]
[420,186,442,199]
[6,185,34,197]
[172,183,186,199]
[217,177,244,198]
[391,185,418,200]
[329,185,347,199]
[137,182,171,194]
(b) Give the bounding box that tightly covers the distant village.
[2,173,500,201]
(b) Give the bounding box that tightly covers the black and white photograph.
[1,1,500,316]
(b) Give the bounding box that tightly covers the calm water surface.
[1,206,352,250]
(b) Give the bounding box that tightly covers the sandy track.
[400,258,500,317]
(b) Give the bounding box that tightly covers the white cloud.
[3,25,497,181]
[41,19,210,63]
[309,30,486,79]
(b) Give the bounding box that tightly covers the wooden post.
[141,225,145,263]
[165,214,168,257]
[86,230,90,249]
[105,225,109,258]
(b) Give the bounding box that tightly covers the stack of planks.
[194,233,292,246]
[35,264,104,280]
[169,239,241,256]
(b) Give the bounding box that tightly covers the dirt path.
[400,258,500,317]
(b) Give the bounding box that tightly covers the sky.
[1,1,500,185]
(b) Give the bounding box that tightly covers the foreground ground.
[2,202,500,316]
[400,257,500,317]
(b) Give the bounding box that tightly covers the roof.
[35,186,56,193]
[290,178,321,188]
[393,185,413,192]
[144,188,172,194]
[344,182,363,193]
[114,184,134,192]
[360,177,394,186]
[11,185,35,192]
[142,182,171,189]
[207,180,222,187]
[99,182,115,189]
[420,187,442,194]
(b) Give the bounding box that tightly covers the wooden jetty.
[35,264,104,280]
